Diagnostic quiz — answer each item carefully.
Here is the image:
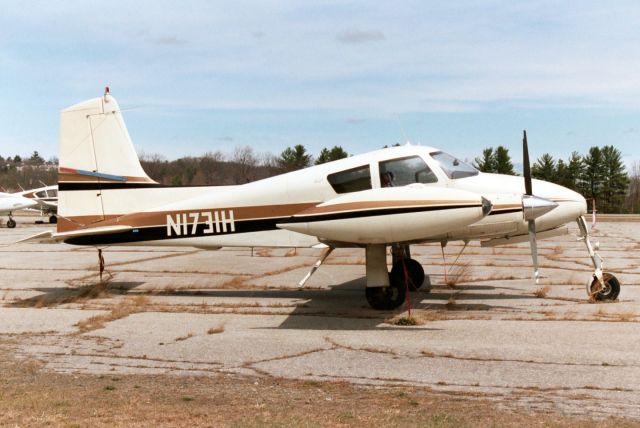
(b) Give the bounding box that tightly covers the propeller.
[521,130,558,284]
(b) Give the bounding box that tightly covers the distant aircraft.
[17,184,58,223]
[0,192,37,228]
[21,89,619,309]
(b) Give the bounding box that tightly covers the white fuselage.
[0,192,38,215]
[59,145,586,249]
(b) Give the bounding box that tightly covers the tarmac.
[1,215,639,420]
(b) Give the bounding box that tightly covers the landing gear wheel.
[7,218,16,228]
[390,258,425,291]
[365,276,407,310]
[589,273,620,301]
[49,215,57,224]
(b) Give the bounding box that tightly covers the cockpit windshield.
[430,151,478,179]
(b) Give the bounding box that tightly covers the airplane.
[17,184,58,224]
[20,89,620,309]
[0,191,38,228]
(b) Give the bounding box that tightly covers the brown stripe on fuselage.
[57,202,320,233]
[490,203,522,211]
[295,200,480,217]
[58,199,485,235]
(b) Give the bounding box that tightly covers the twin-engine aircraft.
[0,185,58,228]
[1,192,37,228]
[17,185,58,224]
[21,90,620,309]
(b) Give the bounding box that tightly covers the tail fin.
[58,90,157,232]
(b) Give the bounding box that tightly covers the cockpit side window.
[327,165,371,193]
[379,156,437,187]
[431,151,478,179]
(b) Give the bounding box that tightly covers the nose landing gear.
[577,216,620,302]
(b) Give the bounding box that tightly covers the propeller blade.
[523,130,532,196]
[523,130,539,284]
[528,220,539,284]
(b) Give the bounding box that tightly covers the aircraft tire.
[7,218,16,228]
[589,272,620,301]
[49,215,57,224]
[390,258,425,291]
[365,276,406,310]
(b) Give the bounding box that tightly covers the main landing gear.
[5,214,17,228]
[364,244,427,310]
[577,216,620,301]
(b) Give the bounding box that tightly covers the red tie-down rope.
[402,258,412,318]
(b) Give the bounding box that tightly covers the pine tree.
[562,151,584,191]
[315,146,348,165]
[580,146,604,207]
[473,148,496,173]
[494,146,516,175]
[278,144,312,172]
[531,153,556,181]
[599,145,629,213]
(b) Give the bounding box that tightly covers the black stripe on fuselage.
[284,204,480,224]
[64,203,481,246]
[488,208,522,216]
[59,183,165,191]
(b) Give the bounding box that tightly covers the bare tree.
[625,161,640,213]
[232,146,259,184]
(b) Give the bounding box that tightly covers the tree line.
[0,151,57,191]
[138,144,348,186]
[474,145,636,214]
[3,144,639,214]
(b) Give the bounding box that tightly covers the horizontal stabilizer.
[15,225,133,244]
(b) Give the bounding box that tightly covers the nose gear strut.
[576,216,620,301]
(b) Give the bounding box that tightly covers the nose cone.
[523,195,559,221]
[533,182,587,230]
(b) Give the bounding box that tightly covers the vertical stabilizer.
[57,90,157,232]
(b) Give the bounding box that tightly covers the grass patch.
[445,262,472,288]
[175,333,194,342]
[207,325,225,334]
[75,296,150,333]
[534,285,551,298]
[0,350,636,427]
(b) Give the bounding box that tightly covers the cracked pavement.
[1,217,640,420]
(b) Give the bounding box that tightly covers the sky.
[1,1,640,168]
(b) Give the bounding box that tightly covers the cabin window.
[431,151,478,179]
[35,190,47,198]
[379,156,437,187]
[327,165,372,193]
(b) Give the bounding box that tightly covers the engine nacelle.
[277,185,489,244]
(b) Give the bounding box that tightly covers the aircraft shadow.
[9,281,144,308]
[9,276,528,331]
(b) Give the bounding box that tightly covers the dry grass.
[386,315,426,326]
[444,262,472,288]
[75,296,150,333]
[175,332,194,342]
[534,285,551,298]
[207,325,225,334]
[0,354,634,428]
[445,293,458,308]
[255,248,273,257]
